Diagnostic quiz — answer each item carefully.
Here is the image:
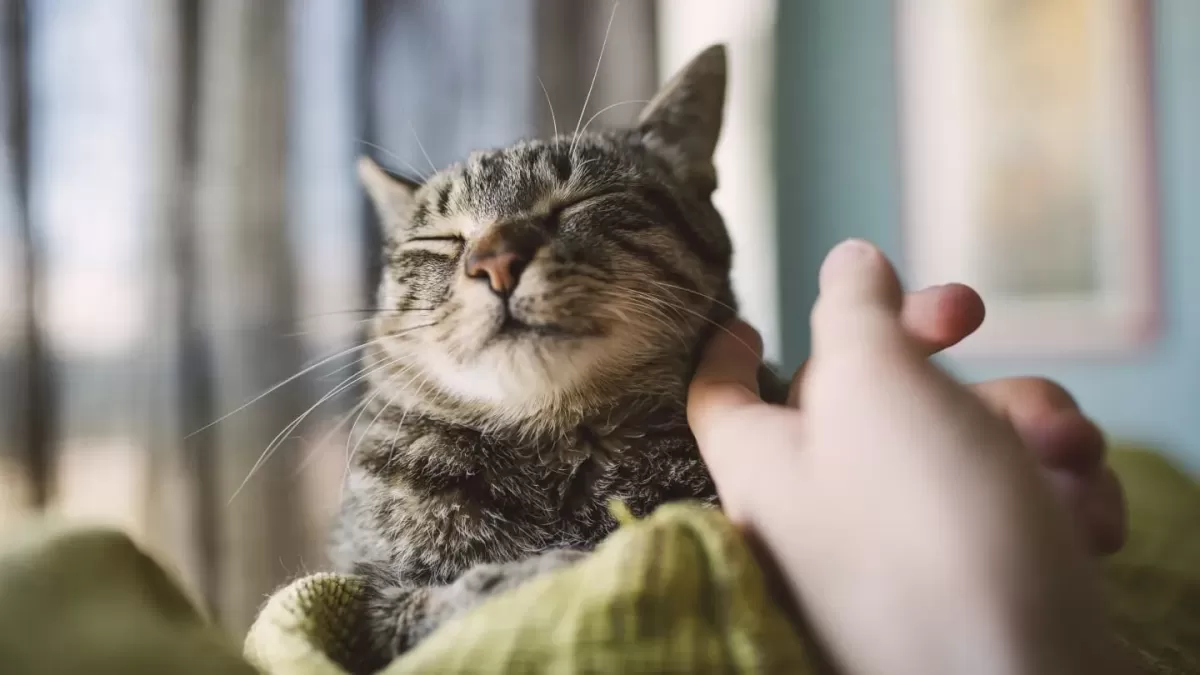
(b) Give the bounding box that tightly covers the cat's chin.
[418,336,613,408]
[396,312,687,424]
[490,317,582,341]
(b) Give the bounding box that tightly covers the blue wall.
[777,1,1200,473]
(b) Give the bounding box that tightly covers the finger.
[788,283,985,407]
[969,378,1099,471]
[809,239,908,363]
[902,283,986,354]
[1085,466,1127,555]
[1044,465,1127,556]
[688,321,795,490]
[1021,411,1106,473]
[786,362,808,408]
[688,318,765,441]
[970,376,1080,414]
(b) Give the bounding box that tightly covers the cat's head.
[360,45,735,425]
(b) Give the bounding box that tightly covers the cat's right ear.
[358,155,421,233]
[637,44,727,193]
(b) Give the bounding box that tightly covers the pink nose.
[465,250,525,295]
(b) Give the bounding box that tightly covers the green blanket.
[1,448,1197,674]
[245,503,819,674]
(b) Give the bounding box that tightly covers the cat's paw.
[351,561,435,670]
[348,550,588,664]
[429,549,588,622]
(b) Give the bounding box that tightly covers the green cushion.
[0,518,257,675]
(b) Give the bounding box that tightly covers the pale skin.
[688,240,1135,675]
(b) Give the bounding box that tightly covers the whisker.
[290,391,376,478]
[297,308,438,320]
[579,99,650,136]
[186,336,395,439]
[228,353,403,503]
[601,296,691,352]
[338,363,423,501]
[409,122,439,175]
[648,280,738,314]
[356,139,429,181]
[343,364,419,487]
[571,157,601,176]
[382,371,433,472]
[196,321,438,439]
[537,75,559,141]
[621,288,760,359]
[342,371,398,472]
[279,318,375,340]
[571,1,620,154]
[297,322,434,371]
[591,286,688,343]
[283,311,440,340]
[315,349,383,382]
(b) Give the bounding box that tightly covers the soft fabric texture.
[0,518,257,675]
[0,446,1196,674]
[1103,448,1200,673]
[247,503,822,674]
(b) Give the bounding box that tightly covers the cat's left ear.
[637,44,727,191]
[358,155,422,233]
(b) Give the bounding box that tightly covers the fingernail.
[820,239,879,289]
[831,238,874,262]
[814,239,907,318]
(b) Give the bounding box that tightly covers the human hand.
[689,240,1130,675]
[809,276,1125,555]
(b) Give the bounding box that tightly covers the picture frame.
[896,0,1160,356]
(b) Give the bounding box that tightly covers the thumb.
[809,239,910,362]
[688,319,794,500]
[687,319,764,442]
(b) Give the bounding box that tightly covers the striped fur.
[329,45,789,667]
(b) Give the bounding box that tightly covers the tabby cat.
[329,44,789,670]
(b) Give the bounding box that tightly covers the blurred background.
[0,0,1194,638]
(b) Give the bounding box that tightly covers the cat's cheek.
[376,274,407,309]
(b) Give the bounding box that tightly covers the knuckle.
[1018,377,1078,410]
[986,376,1078,412]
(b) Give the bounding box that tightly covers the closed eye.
[400,236,465,256]
[565,188,626,210]
[550,189,629,228]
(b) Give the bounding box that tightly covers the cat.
[328,43,789,671]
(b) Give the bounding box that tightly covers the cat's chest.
[386,416,712,519]
[486,420,707,505]
[344,414,717,581]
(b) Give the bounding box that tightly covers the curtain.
[0,0,42,521]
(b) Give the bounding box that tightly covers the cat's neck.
[350,383,691,482]
[363,379,684,452]
[418,384,689,445]
[360,338,698,446]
